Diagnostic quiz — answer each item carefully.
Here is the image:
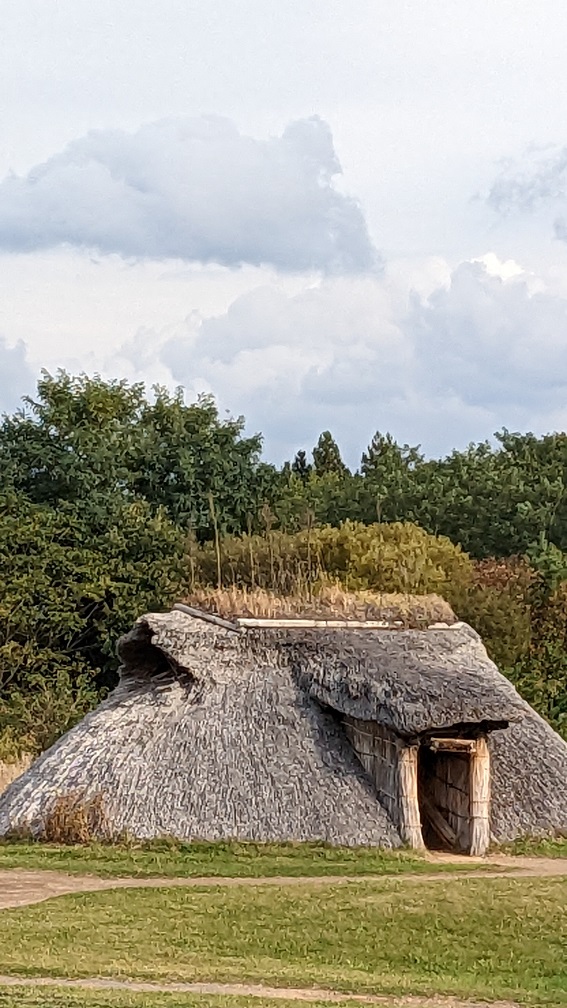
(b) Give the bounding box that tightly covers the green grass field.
[0,839,477,878]
[0,993,379,1008]
[496,835,567,858]
[1,836,564,879]
[0,876,565,1005]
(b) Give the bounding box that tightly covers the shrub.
[0,669,99,760]
[507,580,567,737]
[447,557,534,669]
[191,520,474,597]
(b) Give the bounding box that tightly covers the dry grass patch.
[7,793,120,846]
[0,756,33,796]
[183,587,457,628]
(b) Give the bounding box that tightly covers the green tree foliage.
[0,372,274,538]
[0,491,187,755]
[504,536,567,734]
[409,434,566,558]
[312,431,349,477]
[507,582,567,735]
[359,432,424,524]
[265,470,359,532]
[2,371,567,751]
[499,431,567,552]
[361,432,422,478]
[0,371,277,755]
[291,450,312,482]
[271,429,567,561]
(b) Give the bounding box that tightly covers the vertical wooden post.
[469,735,491,856]
[398,746,425,849]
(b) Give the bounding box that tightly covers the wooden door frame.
[397,734,491,856]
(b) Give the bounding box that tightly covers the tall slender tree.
[312,431,348,476]
[291,449,313,482]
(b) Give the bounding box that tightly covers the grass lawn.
[496,835,567,858]
[0,839,481,879]
[0,993,378,1008]
[0,877,564,1005]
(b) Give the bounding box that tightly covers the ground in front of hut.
[0,846,565,1008]
[1,835,566,879]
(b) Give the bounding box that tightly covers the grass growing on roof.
[0,839,480,878]
[183,585,457,627]
[0,877,564,1004]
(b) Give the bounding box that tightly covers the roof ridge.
[172,604,465,632]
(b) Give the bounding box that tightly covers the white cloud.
[485,145,567,250]
[0,116,377,275]
[157,277,407,458]
[486,146,567,215]
[5,249,567,467]
[144,257,567,463]
[408,260,567,415]
[0,337,34,415]
[472,253,524,281]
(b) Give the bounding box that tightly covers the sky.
[2,0,567,464]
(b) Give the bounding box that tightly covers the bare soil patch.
[0,975,525,1007]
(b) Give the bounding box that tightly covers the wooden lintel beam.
[429,738,477,753]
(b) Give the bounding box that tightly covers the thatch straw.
[183,586,457,628]
[490,713,567,841]
[289,623,526,736]
[0,613,400,847]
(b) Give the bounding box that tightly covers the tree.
[408,435,566,558]
[312,431,348,477]
[361,432,422,479]
[0,490,187,755]
[497,430,567,552]
[505,535,567,737]
[359,432,424,523]
[0,372,274,539]
[291,450,312,482]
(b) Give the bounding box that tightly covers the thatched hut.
[1,597,566,854]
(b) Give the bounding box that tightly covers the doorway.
[417,739,475,854]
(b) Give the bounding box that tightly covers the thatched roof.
[0,612,400,846]
[284,623,526,737]
[1,607,566,845]
[490,712,567,841]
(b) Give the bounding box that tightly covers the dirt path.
[0,854,565,911]
[0,975,525,1007]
